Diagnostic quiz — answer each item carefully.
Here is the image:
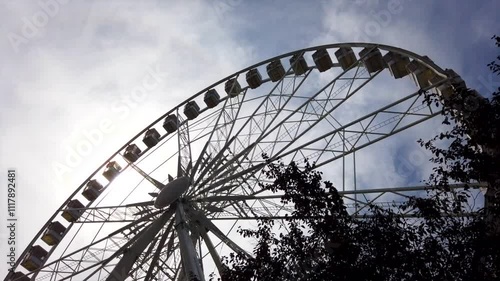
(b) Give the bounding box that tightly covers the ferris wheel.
[5,43,486,281]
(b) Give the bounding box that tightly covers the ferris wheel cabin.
[246,68,263,89]
[383,51,411,79]
[358,47,386,73]
[204,89,220,108]
[7,272,30,281]
[103,161,122,181]
[143,128,161,148]
[124,143,142,163]
[334,47,357,71]
[61,199,85,222]
[406,56,437,89]
[290,53,308,75]
[41,221,67,246]
[225,78,242,97]
[184,101,201,120]
[266,60,286,82]
[312,48,334,72]
[20,245,48,271]
[163,114,179,133]
[82,179,104,201]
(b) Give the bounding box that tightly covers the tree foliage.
[417,35,500,235]
[418,35,500,193]
[209,37,500,281]
[210,160,498,281]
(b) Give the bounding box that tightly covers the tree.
[418,35,500,190]
[210,160,498,281]
[418,35,500,233]
[209,37,500,281]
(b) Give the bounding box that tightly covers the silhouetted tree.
[418,35,500,234]
[209,159,498,280]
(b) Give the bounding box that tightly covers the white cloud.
[0,0,497,278]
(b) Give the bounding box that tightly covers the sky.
[0,0,499,279]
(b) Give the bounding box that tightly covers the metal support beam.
[198,227,225,275]
[105,208,174,281]
[175,203,205,281]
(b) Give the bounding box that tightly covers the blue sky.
[0,0,498,277]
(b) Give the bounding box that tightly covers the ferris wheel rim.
[68,42,451,206]
[8,42,460,280]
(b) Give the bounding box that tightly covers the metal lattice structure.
[5,43,486,281]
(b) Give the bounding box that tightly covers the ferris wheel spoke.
[197,226,224,276]
[125,235,163,280]
[200,183,484,222]
[69,202,158,223]
[209,155,262,198]
[280,91,441,169]
[188,207,253,260]
[144,219,175,281]
[137,244,181,281]
[185,108,223,144]
[211,203,294,221]
[224,73,314,163]
[257,69,375,163]
[211,175,293,230]
[101,207,174,281]
[189,111,225,184]
[191,93,248,188]
[126,224,178,280]
[192,76,310,190]
[33,216,154,281]
[228,201,252,218]
[44,221,152,280]
[200,89,437,198]
[193,66,375,197]
[192,66,311,190]
[221,61,365,170]
[48,211,171,281]
[193,105,252,186]
[125,159,165,189]
[176,112,193,178]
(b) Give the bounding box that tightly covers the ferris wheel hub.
[154,176,190,209]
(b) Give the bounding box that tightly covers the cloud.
[0,0,497,278]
